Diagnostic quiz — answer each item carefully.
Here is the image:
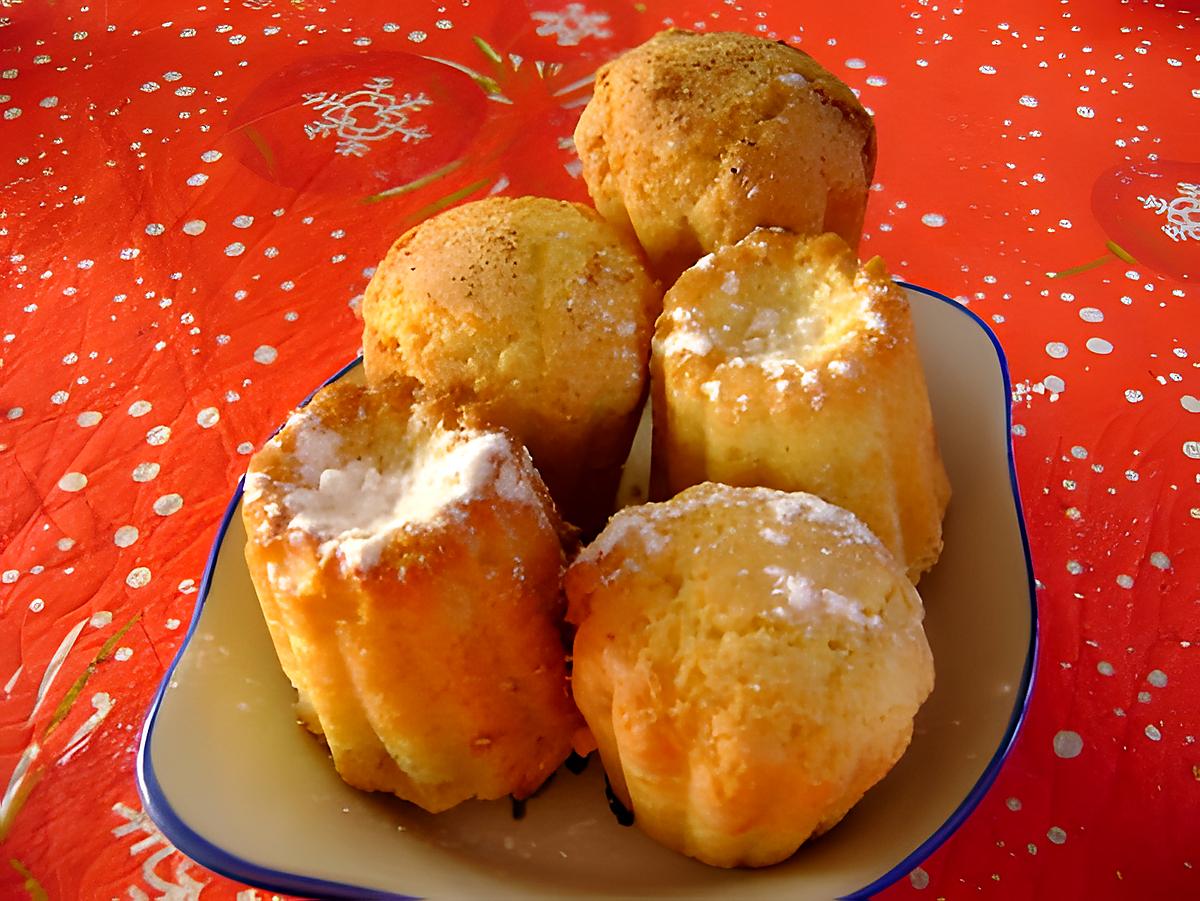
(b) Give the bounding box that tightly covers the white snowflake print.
[113,801,208,899]
[1137,182,1199,243]
[531,3,612,47]
[302,76,432,158]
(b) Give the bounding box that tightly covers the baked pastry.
[575,29,876,282]
[360,196,661,535]
[565,483,934,868]
[242,377,583,813]
[651,229,950,581]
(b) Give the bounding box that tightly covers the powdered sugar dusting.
[660,328,713,358]
[583,484,882,567]
[251,414,538,573]
[765,565,882,628]
[284,427,525,571]
[292,418,344,483]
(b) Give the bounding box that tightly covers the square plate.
[137,284,1036,899]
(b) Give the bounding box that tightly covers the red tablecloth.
[2,1,1197,898]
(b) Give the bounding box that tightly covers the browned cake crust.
[360,196,662,536]
[242,377,584,813]
[575,29,876,282]
[651,230,950,582]
[566,483,934,868]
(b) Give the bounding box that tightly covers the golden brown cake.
[360,196,661,535]
[565,483,934,868]
[241,377,584,813]
[574,29,876,282]
[651,229,950,582]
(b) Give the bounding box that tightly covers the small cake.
[574,29,876,282]
[242,377,584,813]
[651,230,950,581]
[565,483,934,868]
[360,196,662,535]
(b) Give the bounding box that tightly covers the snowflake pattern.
[302,76,432,158]
[113,802,208,899]
[531,3,612,47]
[1137,182,1200,242]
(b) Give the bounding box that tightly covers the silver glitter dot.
[254,344,277,365]
[146,425,172,446]
[224,242,245,257]
[921,212,946,228]
[1097,661,1114,676]
[145,223,165,236]
[408,30,427,42]
[182,219,206,235]
[1116,574,1133,588]
[1047,826,1067,845]
[1137,691,1152,703]
[1053,730,1083,759]
[1147,669,1168,688]
[1006,796,1022,811]
[132,462,160,482]
[1070,445,1088,459]
[196,407,220,428]
[232,214,254,228]
[154,493,184,516]
[77,411,101,427]
[114,525,139,547]
[1086,337,1114,355]
[186,173,208,186]
[57,538,76,551]
[1149,551,1171,570]
[201,149,222,162]
[126,566,152,588]
[114,646,133,661]
[58,472,87,492]
[1145,724,1162,741]
[1045,341,1069,359]
[909,867,929,889]
[237,441,254,455]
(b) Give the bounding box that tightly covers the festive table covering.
[1,1,1197,898]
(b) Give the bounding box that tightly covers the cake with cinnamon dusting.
[574,29,876,282]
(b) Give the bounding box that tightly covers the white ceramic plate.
[137,284,1036,900]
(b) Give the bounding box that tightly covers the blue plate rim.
[135,282,1039,900]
